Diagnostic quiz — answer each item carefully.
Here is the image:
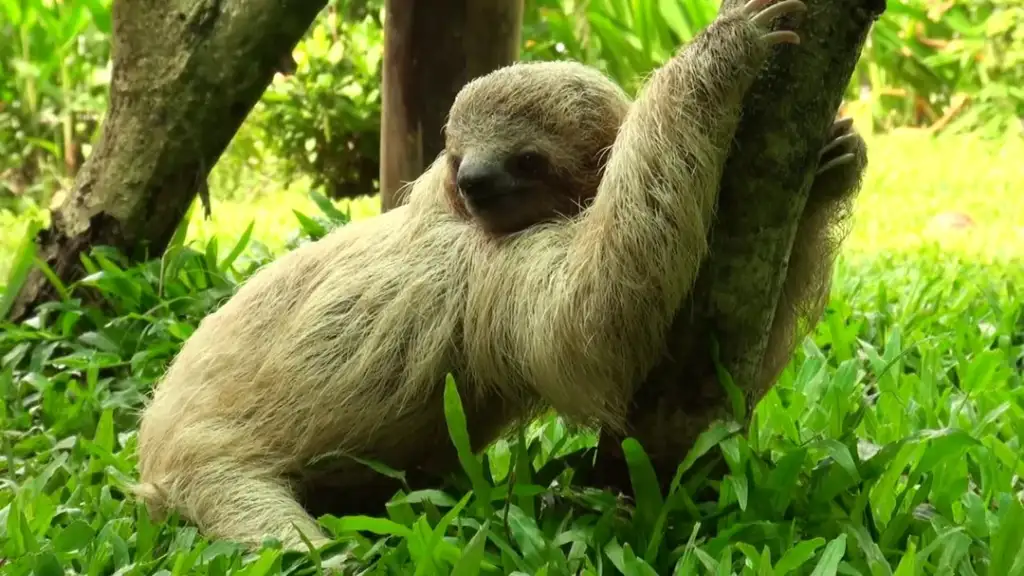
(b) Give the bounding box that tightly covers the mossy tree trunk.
[592,0,888,491]
[378,0,524,210]
[7,0,328,322]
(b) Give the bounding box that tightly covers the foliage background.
[2,0,1023,225]
[1,0,1023,574]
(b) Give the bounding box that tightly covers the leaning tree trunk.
[592,0,888,491]
[6,0,328,322]
[379,0,524,210]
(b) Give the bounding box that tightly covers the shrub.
[242,0,385,201]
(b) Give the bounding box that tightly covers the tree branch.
[594,0,887,489]
[7,0,328,321]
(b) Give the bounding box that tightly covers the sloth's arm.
[491,5,800,430]
[580,10,771,302]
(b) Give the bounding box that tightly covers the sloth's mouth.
[461,183,524,208]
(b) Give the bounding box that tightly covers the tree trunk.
[6,0,328,322]
[593,0,888,491]
[378,0,524,211]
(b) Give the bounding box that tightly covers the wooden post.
[379,0,524,211]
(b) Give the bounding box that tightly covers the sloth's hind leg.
[757,118,867,388]
[169,459,330,551]
[138,421,332,553]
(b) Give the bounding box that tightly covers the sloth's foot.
[817,116,862,176]
[808,116,868,202]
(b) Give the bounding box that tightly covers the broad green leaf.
[33,552,64,576]
[443,374,492,514]
[0,218,42,321]
[451,521,491,576]
[220,220,254,271]
[319,515,412,538]
[621,437,663,555]
[774,538,826,575]
[990,495,1024,575]
[53,520,96,553]
[892,540,916,576]
[809,535,847,576]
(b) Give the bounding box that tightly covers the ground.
[0,128,1022,573]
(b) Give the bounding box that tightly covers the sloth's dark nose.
[457,161,508,199]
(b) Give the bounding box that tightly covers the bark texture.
[593,0,887,490]
[7,0,328,321]
[379,0,524,210]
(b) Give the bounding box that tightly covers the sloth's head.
[444,61,630,236]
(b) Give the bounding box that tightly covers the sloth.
[133,0,866,551]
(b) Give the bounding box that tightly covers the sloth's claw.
[763,30,801,45]
[742,0,806,46]
[816,152,856,175]
[829,116,855,137]
[817,116,861,174]
[819,131,858,159]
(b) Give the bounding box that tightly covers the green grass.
[0,131,1022,574]
[842,131,1024,260]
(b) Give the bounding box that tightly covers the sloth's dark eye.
[509,151,549,178]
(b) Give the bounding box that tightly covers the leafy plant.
[3,0,1023,218]
[242,0,385,202]
[521,0,1024,135]
[849,0,1024,136]
[0,0,111,206]
[520,0,717,95]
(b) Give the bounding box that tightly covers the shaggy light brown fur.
[134,0,819,551]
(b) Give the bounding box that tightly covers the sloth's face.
[443,61,630,236]
[444,144,588,236]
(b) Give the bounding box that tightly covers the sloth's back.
[138,205,477,472]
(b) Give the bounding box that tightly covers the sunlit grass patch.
[847,131,1024,261]
[182,181,382,257]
